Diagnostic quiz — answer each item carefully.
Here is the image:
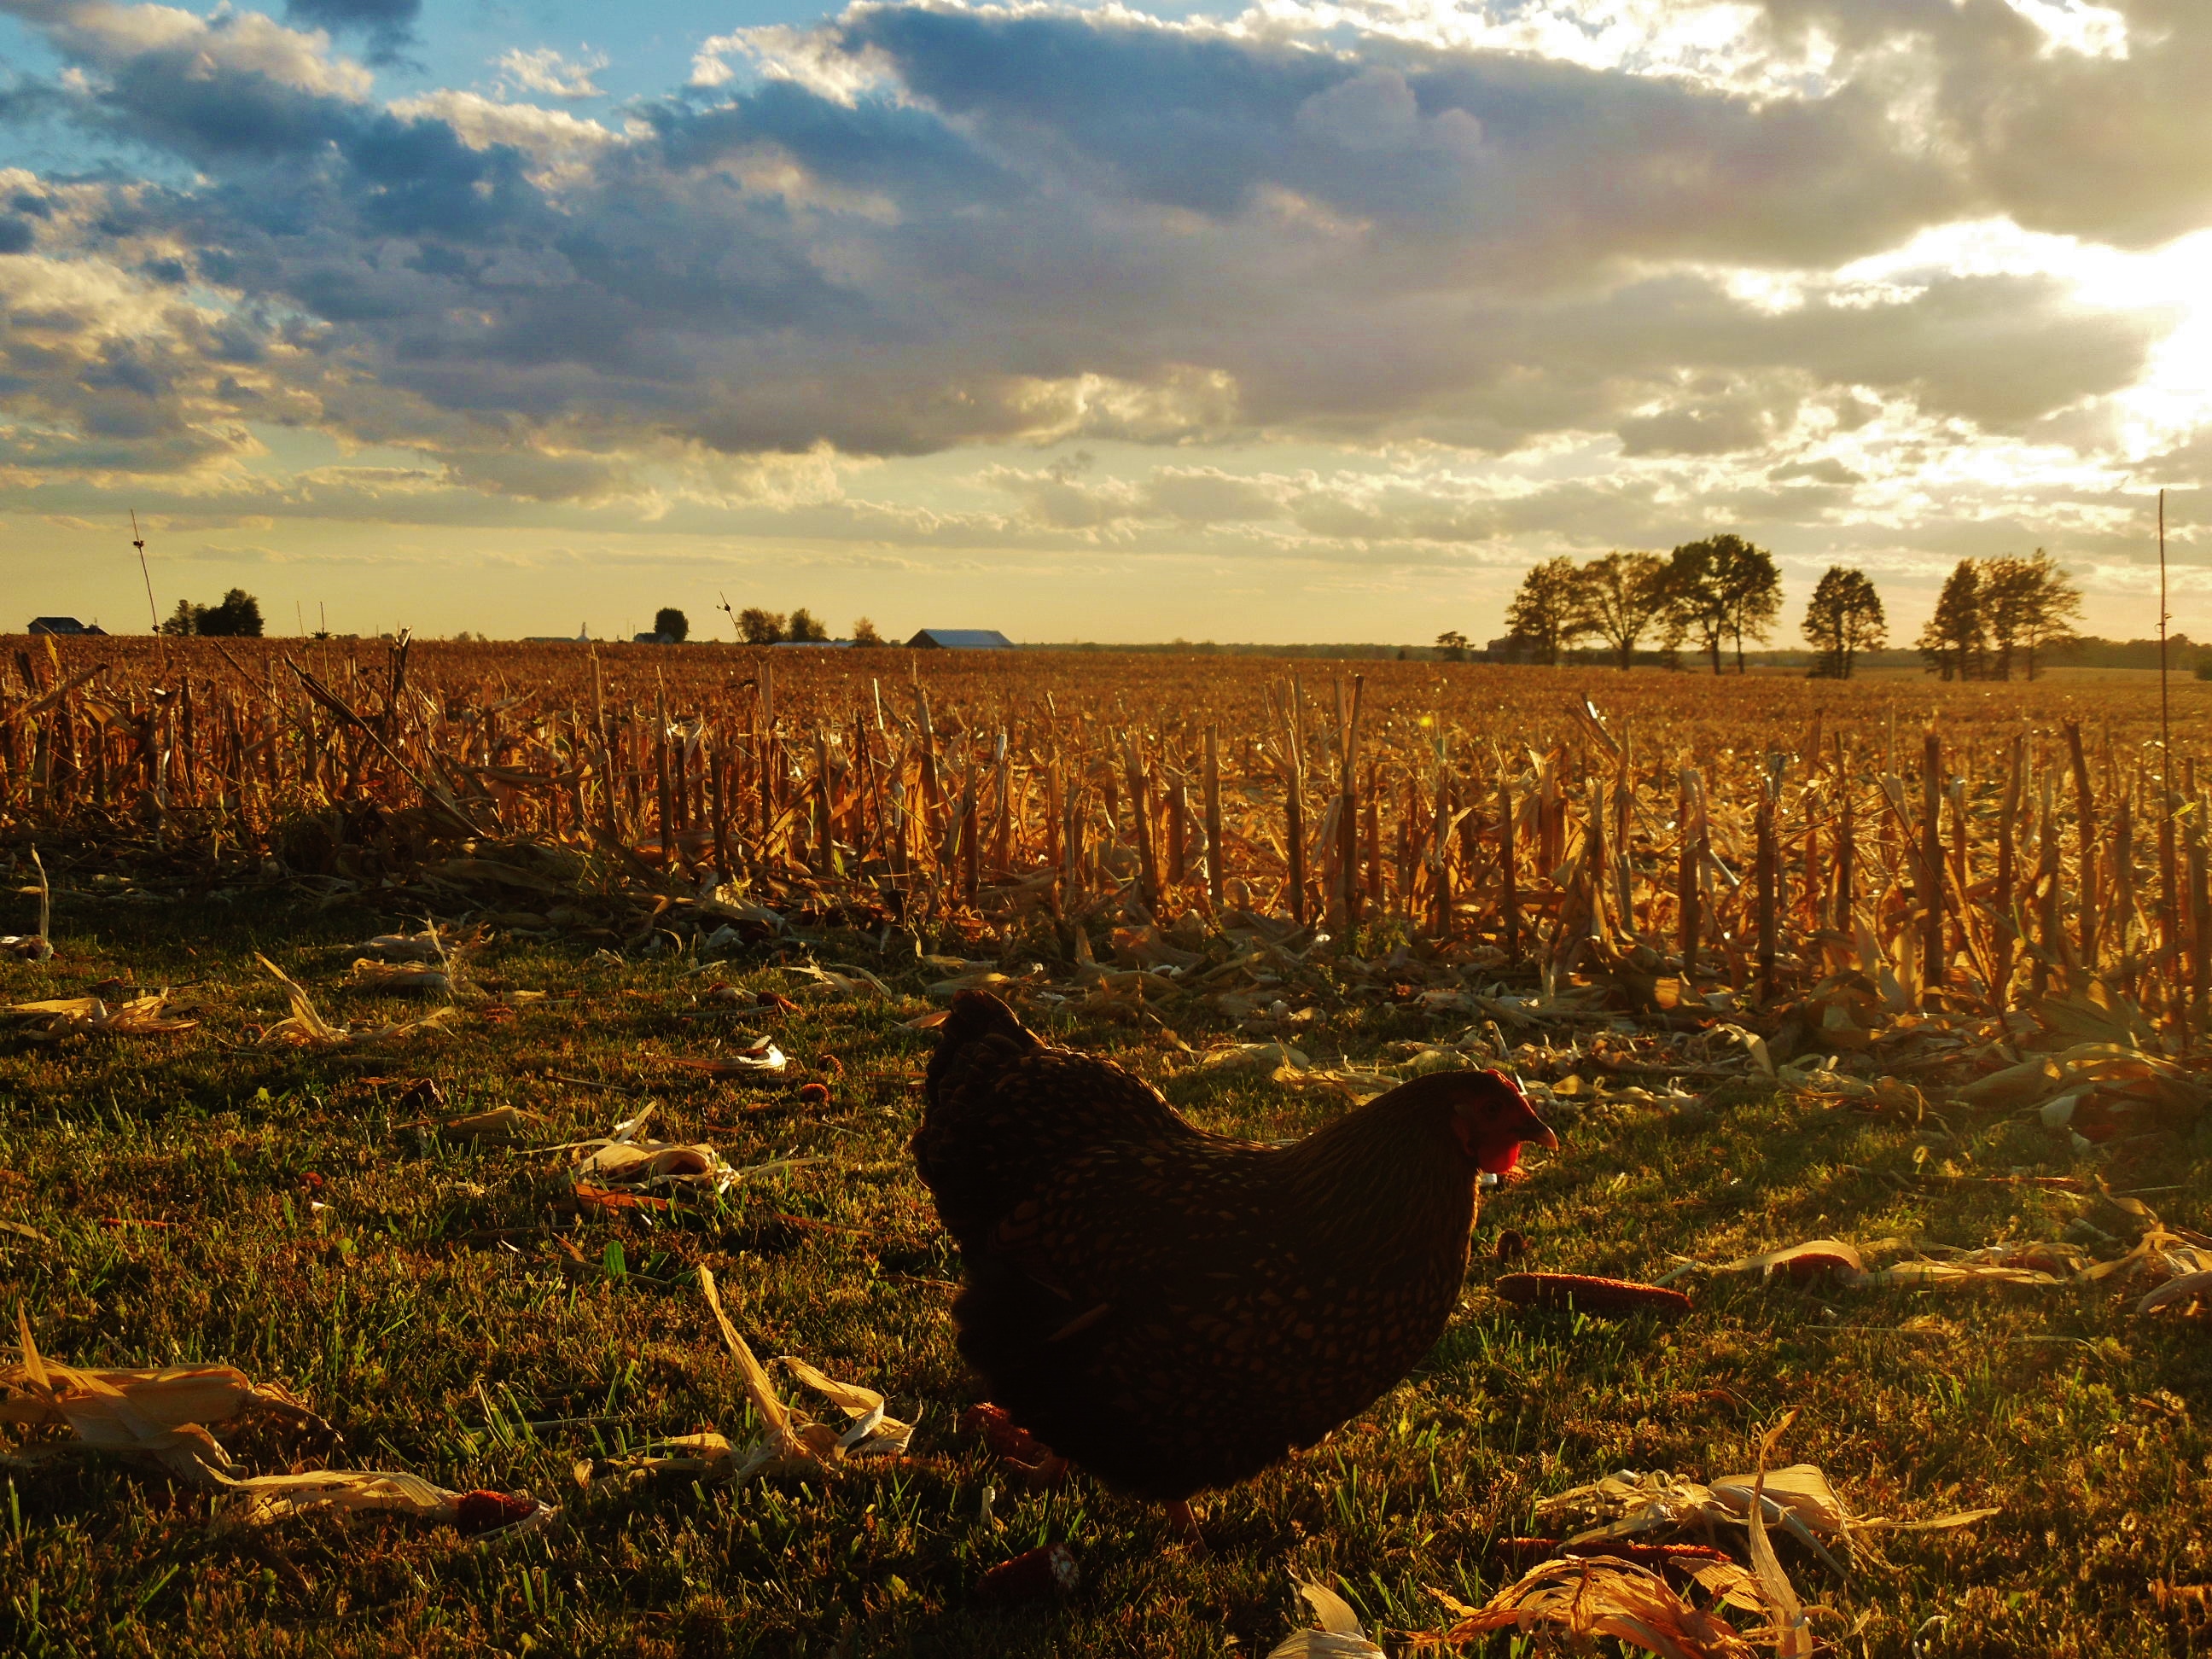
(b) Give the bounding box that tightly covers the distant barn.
[906,628,1014,650]
[27,617,104,636]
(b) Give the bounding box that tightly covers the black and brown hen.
[911,989,1554,1527]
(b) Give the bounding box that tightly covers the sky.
[4,0,2212,645]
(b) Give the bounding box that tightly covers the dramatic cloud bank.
[3,0,2210,637]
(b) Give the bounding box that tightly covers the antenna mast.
[130,510,158,632]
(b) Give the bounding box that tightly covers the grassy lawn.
[3,879,2209,1658]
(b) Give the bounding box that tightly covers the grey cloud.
[0,0,2191,505]
[1740,0,2212,248]
[284,0,420,63]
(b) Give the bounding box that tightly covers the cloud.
[282,0,418,61]
[0,0,2206,634]
[494,46,609,102]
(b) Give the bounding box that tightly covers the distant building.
[632,632,680,644]
[906,628,1015,650]
[27,617,104,636]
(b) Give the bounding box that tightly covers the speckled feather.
[911,990,1538,1504]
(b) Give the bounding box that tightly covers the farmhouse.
[905,628,1015,649]
[27,617,105,636]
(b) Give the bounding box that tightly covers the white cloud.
[493,44,608,100]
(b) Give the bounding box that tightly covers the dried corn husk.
[1717,1241,1867,1280]
[1268,1581,1385,1658]
[438,1105,544,1141]
[346,959,453,995]
[2,847,52,960]
[2,1309,327,1486]
[2137,1267,2212,1315]
[6,992,197,1039]
[1742,1418,1815,1658]
[556,1106,753,1199]
[256,954,456,1049]
[1534,1457,1994,1563]
[1417,1558,1762,1659]
[346,925,483,963]
[573,1430,740,1489]
[1199,1041,1318,1088]
[1708,1231,2192,1295]
[216,1468,555,1538]
[690,1266,914,1482]
[788,962,893,998]
[672,1037,789,1077]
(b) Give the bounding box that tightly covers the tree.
[852,616,884,645]
[1435,630,1469,661]
[157,588,263,637]
[1981,550,2081,681]
[1802,566,1885,678]
[653,607,689,643]
[202,589,263,637]
[1716,539,1782,672]
[736,608,785,644]
[1502,556,1588,667]
[786,608,830,643]
[1575,551,1674,670]
[1661,541,1726,674]
[1664,535,1779,674]
[1917,560,1984,681]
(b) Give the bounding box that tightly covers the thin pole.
[2160,487,2186,1044]
[2161,487,2172,792]
[2161,490,2180,969]
[130,511,157,632]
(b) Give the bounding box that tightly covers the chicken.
[911,990,1554,1522]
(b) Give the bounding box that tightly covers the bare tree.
[1802,566,1885,678]
[1575,551,1674,670]
[1503,556,1589,666]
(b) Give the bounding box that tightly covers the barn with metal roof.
[905,628,1014,649]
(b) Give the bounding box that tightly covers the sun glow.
[1835,221,2212,458]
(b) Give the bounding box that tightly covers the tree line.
[157,588,264,637]
[1913,552,2083,682]
[1465,540,2083,680]
[718,602,882,645]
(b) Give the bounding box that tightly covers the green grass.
[3,885,2210,1657]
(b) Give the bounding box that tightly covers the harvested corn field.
[3,638,2212,1656]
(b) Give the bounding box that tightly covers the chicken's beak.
[1533,1125,1559,1151]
